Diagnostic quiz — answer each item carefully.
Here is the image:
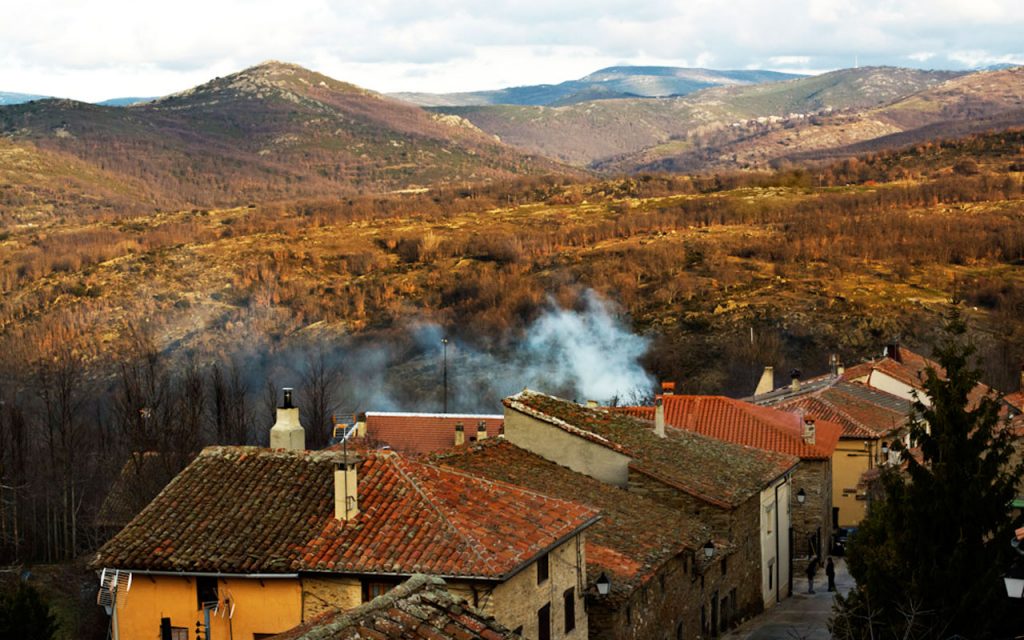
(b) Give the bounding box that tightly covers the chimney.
[454,422,465,447]
[754,366,774,396]
[334,455,361,521]
[802,418,816,445]
[586,400,600,408]
[270,388,305,451]
[661,381,676,396]
[477,420,488,441]
[829,354,838,376]
[885,340,902,362]
[790,369,802,393]
[354,412,367,437]
[654,397,666,438]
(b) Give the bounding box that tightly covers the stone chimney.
[654,397,666,438]
[334,454,361,521]
[270,388,305,451]
[790,369,802,393]
[454,422,465,447]
[477,420,488,441]
[661,381,676,395]
[802,418,816,445]
[754,366,774,396]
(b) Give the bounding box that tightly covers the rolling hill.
[628,66,1024,173]
[0,61,568,210]
[434,67,962,167]
[391,65,803,107]
[0,91,51,105]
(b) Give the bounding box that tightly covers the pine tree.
[0,583,58,640]
[833,309,1024,639]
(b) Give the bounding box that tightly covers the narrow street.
[723,558,855,640]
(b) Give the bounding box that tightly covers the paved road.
[722,558,855,640]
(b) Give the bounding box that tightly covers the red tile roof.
[91,446,597,579]
[432,440,712,604]
[505,391,799,509]
[271,574,520,639]
[775,384,909,440]
[621,395,842,460]
[844,345,994,408]
[363,412,504,456]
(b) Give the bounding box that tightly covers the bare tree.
[298,347,341,450]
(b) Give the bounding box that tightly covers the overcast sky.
[3,0,1023,102]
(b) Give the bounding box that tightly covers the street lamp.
[796,488,806,504]
[595,572,611,595]
[703,540,715,559]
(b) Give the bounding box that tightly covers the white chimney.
[454,422,465,447]
[586,400,600,408]
[754,366,774,396]
[476,420,488,441]
[270,388,305,451]
[354,412,367,437]
[334,455,360,521]
[655,397,666,438]
[802,418,816,445]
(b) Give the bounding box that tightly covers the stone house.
[356,411,504,455]
[627,391,842,571]
[433,439,738,639]
[500,390,800,620]
[90,396,597,640]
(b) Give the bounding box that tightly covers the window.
[676,621,684,640]
[362,579,400,602]
[170,629,187,640]
[720,557,728,576]
[563,587,575,632]
[537,553,549,584]
[160,618,189,640]
[196,576,218,610]
[659,572,666,593]
[626,605,632,625]
[513,627,523,636]
[538,603,551,640]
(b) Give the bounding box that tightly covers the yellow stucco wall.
[114,575,302,640]
[833,439,879,527]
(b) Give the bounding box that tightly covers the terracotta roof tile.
[363,413,504,456]
[432,440,711,603]
[505,391,799,508]
[92,446,597,578]
[774,383,910,439]
[271,574,520,639]
[619,395,842,460]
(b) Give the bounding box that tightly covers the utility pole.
[442,337,449,414]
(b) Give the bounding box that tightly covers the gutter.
[100,569,299,579]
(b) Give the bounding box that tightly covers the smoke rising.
[244,289,655,418]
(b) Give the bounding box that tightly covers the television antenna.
[97,568,133,616]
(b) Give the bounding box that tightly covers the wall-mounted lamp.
[596,572,611,595]
[703,540,715,559]
[796,488,807,504]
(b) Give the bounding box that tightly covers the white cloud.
[3,0,1024,101]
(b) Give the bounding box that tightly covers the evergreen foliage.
[833,309,1024,639]
[0,583,58,640]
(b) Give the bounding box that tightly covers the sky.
[2,0,1023,102]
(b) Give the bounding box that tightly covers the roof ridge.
[388,456,499,575]
[505,392,631,455]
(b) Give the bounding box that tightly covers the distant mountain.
[391,66,803,107]
[0,91,50,105]
[434,66,963,167]
[626,66,1024,173]
[0,61,567,208]
[96,97,155,107]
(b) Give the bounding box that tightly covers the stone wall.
[491,535,588,639]
[791,459,832,572]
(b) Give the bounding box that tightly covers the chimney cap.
[661,381,676,394]
[789,369,801,380]
[281,387,295,409]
